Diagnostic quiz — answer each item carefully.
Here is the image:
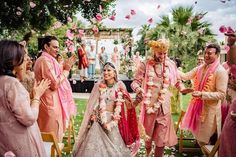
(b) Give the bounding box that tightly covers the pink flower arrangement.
[78,29,85,38]
[66,30,74,40]
[96,13,103,22]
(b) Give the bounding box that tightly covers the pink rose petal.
[109,15,115,21]
[227,26,234,33]
[95,13,103,22]
[148,18,153,23]
[130,9,136,15]
[125,15,131,20]
[219,25,227,33]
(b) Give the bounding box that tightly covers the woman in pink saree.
[72,62,139,157]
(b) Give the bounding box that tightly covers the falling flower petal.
[99,5,103,12]
[148,18,153,23]
[67,17,72,23]
[219,25,227,33]
[125,15,131,20]
[92,25,99,34]
[95,13,103,22]
[130,9,136,15]
[220,0,226,3]
[29,1,36,8]
[227,26,234,33]
[157,5,161,9]
[194,1,198,4]
[109,15,116,21]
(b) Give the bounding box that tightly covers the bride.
[72,62,139,157]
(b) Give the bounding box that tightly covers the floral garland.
[144,60,170,114]
[98,82,124,131]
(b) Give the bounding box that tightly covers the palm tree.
[134,24,151,56]
[145,6,216,71]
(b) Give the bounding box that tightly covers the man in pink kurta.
[34,36,76,142]
[180,43,228,151]
[131,39,184,157]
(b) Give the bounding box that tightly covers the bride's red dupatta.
[117,89,140,156]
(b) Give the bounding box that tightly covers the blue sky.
[77,0,236,42]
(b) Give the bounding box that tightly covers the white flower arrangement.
[144,62,169,114]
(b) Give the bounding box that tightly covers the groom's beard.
[154,55,164,63]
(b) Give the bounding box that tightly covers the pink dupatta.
[42,52,76,122]
[181,60,220,135]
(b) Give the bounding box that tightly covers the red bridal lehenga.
[72,81,139,157]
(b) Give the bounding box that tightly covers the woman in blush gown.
[72,62,139,157]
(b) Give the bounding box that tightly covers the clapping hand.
[33,79,51,99]
[63,54,77,71]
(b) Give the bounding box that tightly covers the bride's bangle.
[31,98,41,104]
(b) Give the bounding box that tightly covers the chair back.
[41,132,64,157]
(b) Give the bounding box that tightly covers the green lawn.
[63,94,202,157]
